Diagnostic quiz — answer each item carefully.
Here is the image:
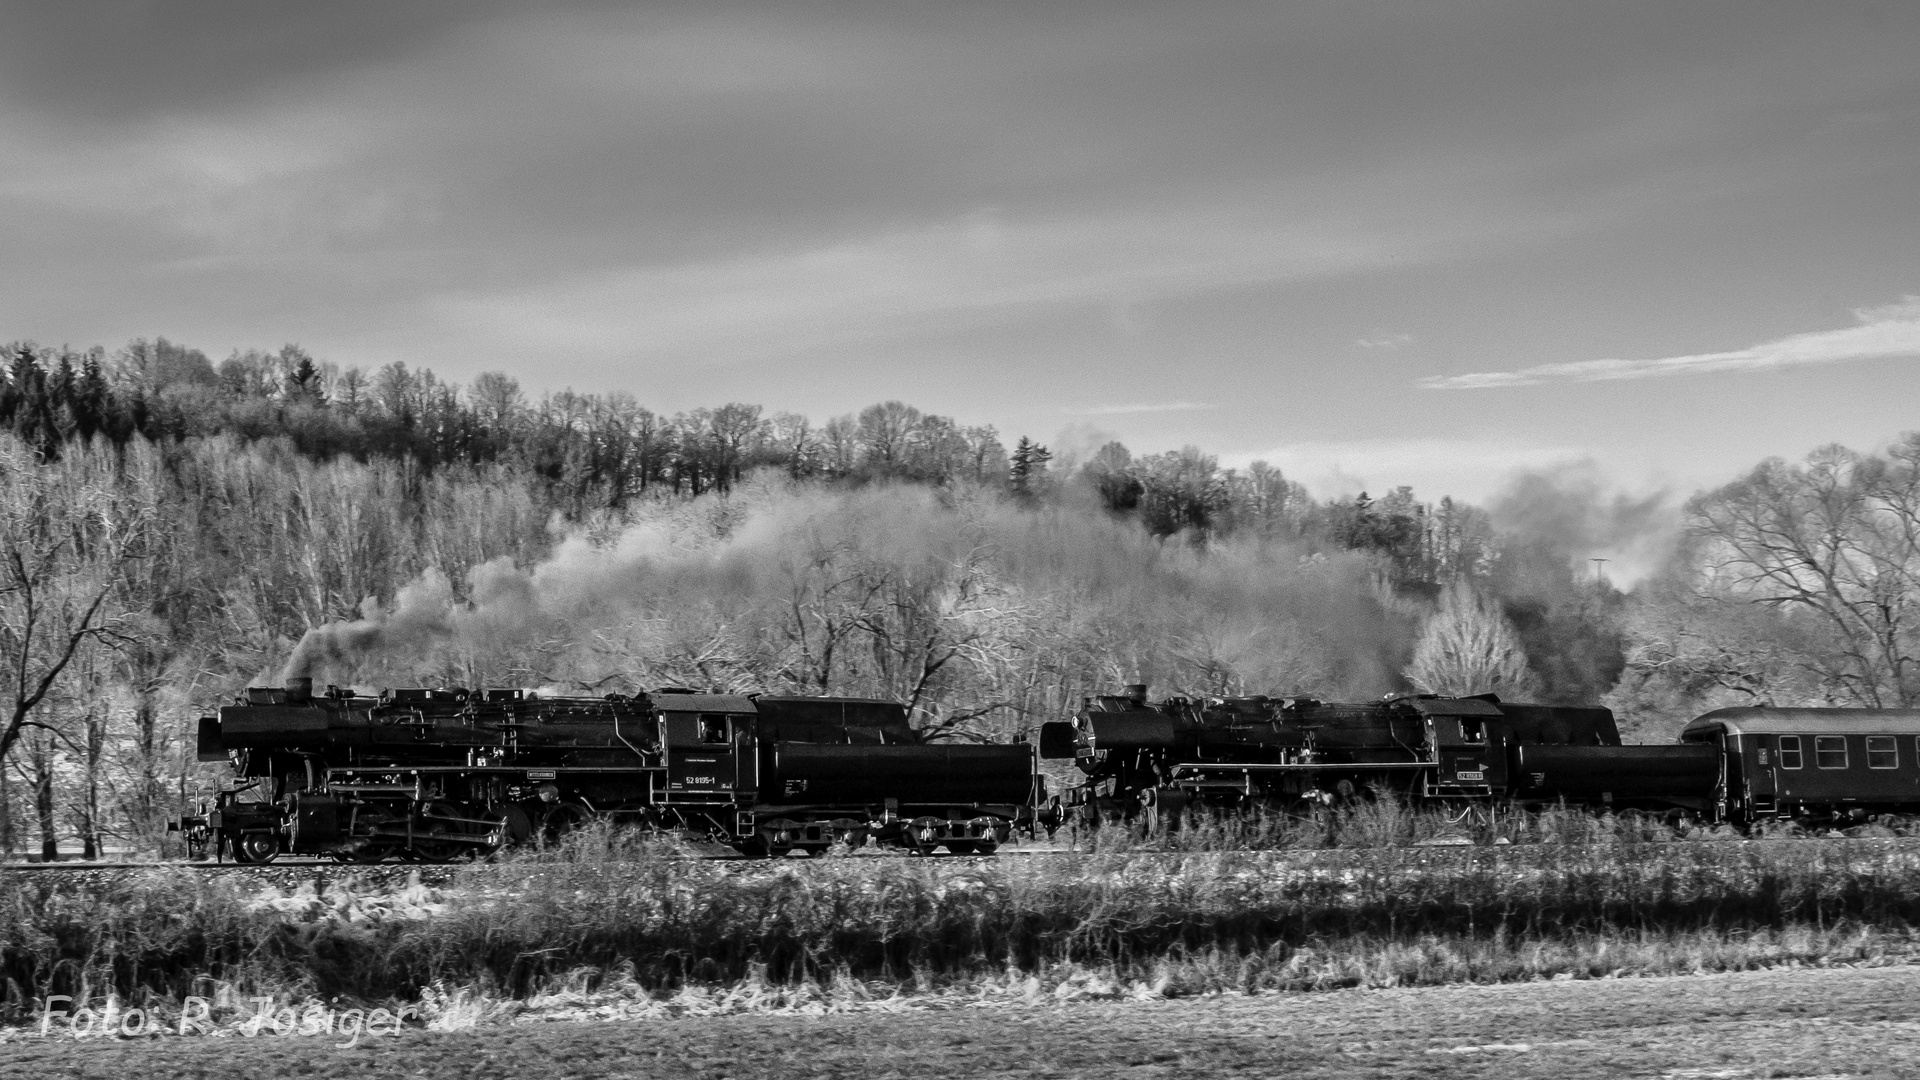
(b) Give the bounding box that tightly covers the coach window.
[1867,736,1899,769]
[1778,735,1803,769]
[1815,735,1848,770]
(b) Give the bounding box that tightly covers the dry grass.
[6,819,1920,1027]
[1070,796,1731,852]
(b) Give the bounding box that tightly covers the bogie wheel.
[734,835,790,859]
[233,832,281,865]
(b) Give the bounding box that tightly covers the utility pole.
[1590,558,1609,585]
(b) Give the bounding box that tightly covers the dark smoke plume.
[1487,461,1676,584]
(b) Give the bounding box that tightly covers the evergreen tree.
[1009,437,1052,501]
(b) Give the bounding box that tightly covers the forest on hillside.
[0,336,1915,858]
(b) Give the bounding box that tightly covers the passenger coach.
[1681,707,1920,826]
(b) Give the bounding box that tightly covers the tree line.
[0,335,1910,858]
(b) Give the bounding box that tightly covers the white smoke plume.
[275,478,1421,721]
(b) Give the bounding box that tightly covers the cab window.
[1815,735,1848,770]
[1867,735,1898,769]
[700,716,729,744]
[663,714,701,746]
[1777,735,1803,769]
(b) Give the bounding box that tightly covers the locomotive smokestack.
[1123,683,1148,707]
[285,677,313,703]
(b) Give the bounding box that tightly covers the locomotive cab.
[658,695,760,800]
[1406,697,1507,797]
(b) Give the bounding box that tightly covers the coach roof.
[1682,707,1920,738]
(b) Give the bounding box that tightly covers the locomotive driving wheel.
[408,801,499,863]
[540,802,592,844]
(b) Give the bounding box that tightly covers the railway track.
[7,834,1917,875]
[0,847,1083,875]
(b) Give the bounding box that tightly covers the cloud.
[1853,295,1920,322]
[1060,401,1213,416]
[1420,296,1920,389]
[1355,332,1413,349]
[428,201,1450,365]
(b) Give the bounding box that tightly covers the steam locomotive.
[177,677,1920,861]
[1040,686,1920,830]
[180,678,1046,862]
[1038,685,1718,822]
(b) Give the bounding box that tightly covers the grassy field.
[9,964,1920,1079]
[6,810,1920,1032]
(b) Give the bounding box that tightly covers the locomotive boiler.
[181,678,1048,862]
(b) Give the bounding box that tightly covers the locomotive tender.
[184,678,1046,862]
[179,676,1920,862]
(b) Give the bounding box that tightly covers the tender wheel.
[734,835,774,859]
[233,832,281,864]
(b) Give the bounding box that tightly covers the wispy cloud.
[1061,401,1213,416]
[432,202,1443,365]
[1355,332,1413,349]
[1421,296,1920,390]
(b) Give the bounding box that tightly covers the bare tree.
[856,401,920,470]
[371,361,418,420]
[1136,446,1224,539]
[1686,438,1920,707]
[707,403,767,491]
[962,425,1007,486]
[769,412,817,479]
[0,438,152,799]
[820,415,858,477]
[1405,580,1537,698]
[469,371,524,430]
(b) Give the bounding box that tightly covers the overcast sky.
[2,1,1917,503]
